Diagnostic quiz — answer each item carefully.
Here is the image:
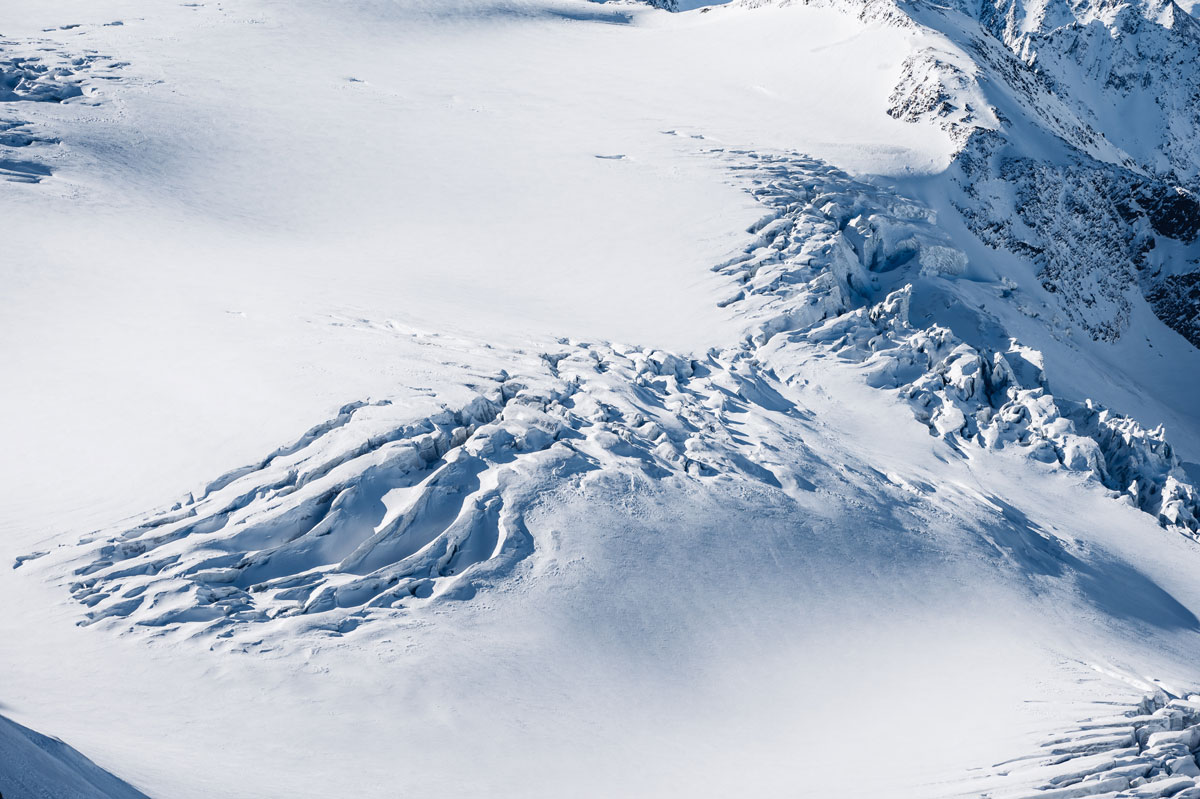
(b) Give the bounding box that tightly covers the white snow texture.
[3,0,1200,796]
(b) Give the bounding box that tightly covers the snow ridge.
[45,337,816,632]
[0,710,148,799]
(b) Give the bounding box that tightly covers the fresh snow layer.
[3,0,1200,798]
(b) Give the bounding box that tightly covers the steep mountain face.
[961,0,1200,181]
[876,0,1200,346]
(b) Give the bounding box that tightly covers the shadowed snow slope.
[0,711,147,799]
[3,0,1200,798]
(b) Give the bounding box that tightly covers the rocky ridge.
[726,0,1200,348]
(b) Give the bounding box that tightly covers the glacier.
[3,0,1200,796]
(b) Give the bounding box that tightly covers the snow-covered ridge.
[0,709,146,799]
[23,144,1200,637]
[920,0,1200,347]
[41,335,816,633]
[716,0,1200,348]
[0,710,146,796]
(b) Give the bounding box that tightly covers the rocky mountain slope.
[874,0,1200,347]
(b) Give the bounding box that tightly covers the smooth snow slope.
[0,712,147,799]
[3,1,1200,798]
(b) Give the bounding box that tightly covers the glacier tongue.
[26,143,1200,638]
[5,0,1200,795]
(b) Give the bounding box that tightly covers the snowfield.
[3,0,1200,797]
[0,711,145,799]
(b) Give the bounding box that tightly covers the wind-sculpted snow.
[25,145,1200,637]
[1,49,85,104]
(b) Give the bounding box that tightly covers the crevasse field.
[4,0,1200,797]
